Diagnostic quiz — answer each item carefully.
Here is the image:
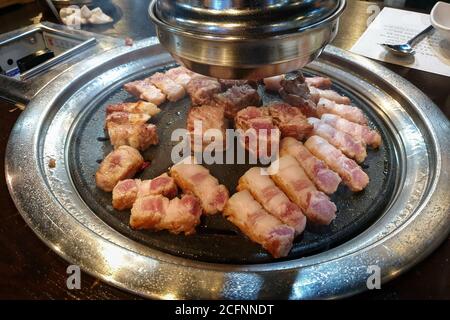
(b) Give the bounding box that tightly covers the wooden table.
[0,0,449,299]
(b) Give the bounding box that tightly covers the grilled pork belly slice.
[280,137,341,195]
[187,105,226,152]
[123,79,166,105]
[165,66,193,88]
[317,98,368,125]
[107,122,158,151]
[106,111,150,126]
[186,75,222,106]
[235,106,280,157]
[150,72,186,102]
[214,84,262,118]
[304,76,332,89]
[269,155,337,225]
[268,102,313,140]
[320,113,382,148]
[305,135,369,192]
[112,173,178,210]
[170,160,229,215]
[223,190,295,258]
[308,86,351,105]
[308,117,367,163]
[95,146,144,192]
[263,75,284,92]
[237,167,307,235]
[106,101,161,116]
[130,194,202,235]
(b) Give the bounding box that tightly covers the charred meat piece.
[123,79,166,105]
[269,155,337,225]
[219,79,257,90]
[170,159,229,215]
[308,117,367,163]
[223,190,295,258]
[187,105,226,152]
[309,86,351,105]
[106,101,160,116]
[165,66,193,88]
[112,173,178,210]
[150,72,186,102]
[320,113,382,148]
[305,135,369,192]
[96,146,144,192]
[106,111,150,126]
[317,98,367,125]
[186,75,222,106]
[237,167,307,235]
[304,76,332,89]
[268,102,313,140]
[235,106,280,157]
[107,122,158,151]
[214,84,262,119]
[280,137,341,195]
[130,194,202,235]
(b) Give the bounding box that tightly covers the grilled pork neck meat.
[214,83,262,119]
[130,194,202,235]
[187,105,226,152]
[95,146,144,192]
[268,102,313,140]
[186,75,222,106]
[224,190,295,258]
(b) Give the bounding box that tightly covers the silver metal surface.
[0,22,122,104]
[149,0,346,79]
[5,38,450,299]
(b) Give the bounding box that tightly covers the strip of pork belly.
[305,135,369,192]
[308,86,351,105]
[130,194,202,235]
[96,146,144,192]
[237,167,307,235]
[186,75,222,106]
[263,75,284,92]
[150,72,186,102]
[123,79,166,105]
[106,101,161,116]
[107,122,159,151]
[170,160,229,214]
[112,173,178,210]
[268,102,313,140]
[308,117,367,163]
[223,190,295,258]
[105,111,150,126]
[165,66,193,88]
[235,106,280,157]
[304,76,332,89]
[187,105,226,152]
[269,155,337,225]
[214,84,262,119]
[317,97,368,125]
[320,113,382,148]
[280,137,341,195]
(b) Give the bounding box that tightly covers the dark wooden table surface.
[0,0,449,299]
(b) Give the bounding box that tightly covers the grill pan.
[5,38,450,299]
[69,65,397,264]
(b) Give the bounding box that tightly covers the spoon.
[380,25,434,56]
